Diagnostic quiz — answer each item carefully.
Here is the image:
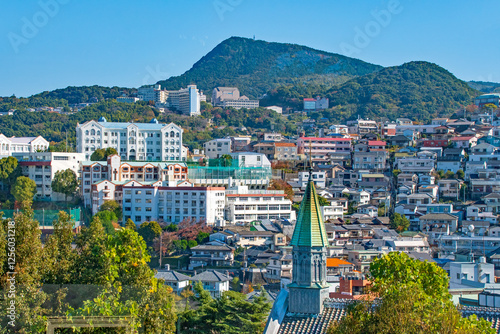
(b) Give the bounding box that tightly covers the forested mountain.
[467,81,500,94]
[33,85,137,104]
[156,36,382,98]
[320,61,479,122]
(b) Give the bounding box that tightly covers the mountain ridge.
[155,36,383,98]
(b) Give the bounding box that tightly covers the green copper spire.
[290,174,329,247]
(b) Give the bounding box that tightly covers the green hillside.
[156,36,382,99]
[468,81,500,94]
[322,61,480,122]
[33,85,137,104]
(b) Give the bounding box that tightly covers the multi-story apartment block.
[397,157,435,174]
[469,143,500,162]
[297,137,352,161]
[138,84,203,116]
[82,155,188,207]
[253,142,297,161]
[298,171,327,188]
[121,181,225,225]
[225,186,295,224]
[76,118,184,161]
[347,119,378,135]
[352,151,387,171]
[419,213,458,243]
[169,85,202,116]
[0,134,49,157]
[188,152,271,189]
[189,243,234,269]
[204,138,232,159]
[137,84,168,103]
[14,152,85,201]
[437,179,463,199]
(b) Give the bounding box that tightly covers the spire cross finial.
[309,140,313,179]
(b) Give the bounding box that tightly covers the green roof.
[290,176,328,247]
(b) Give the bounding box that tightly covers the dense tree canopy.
[328,252,494,334]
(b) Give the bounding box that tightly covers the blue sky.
[1,0,499,97]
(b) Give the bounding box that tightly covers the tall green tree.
[90,147,118,161]
[41,211,76,284]
[138,221,162,248]
[51,169,78,198]
[105,227,153,287]
[11,176,36,208]
[99,200,123,221]
[390,213,410,232]
[93,210,118,235]
[0,209,47,332]
[51,168,78,204]
[125,218,137,230]
[328,252,494,334]
[0,156,21,196]
[73,218,113,285]
[181,282,271,334]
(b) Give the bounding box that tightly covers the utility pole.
[159,231,163,269]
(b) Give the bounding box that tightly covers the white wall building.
[225,186,295,224]
[212,87,259,109]
[0,134,49,157]
[82,155,188,207]
[121,181,225,225]
[204,138,232,159]
[76,118,184,161]
[298,171,327,189]
[14,152,85,201]
[137,84,168,103]
[449,259,495,286]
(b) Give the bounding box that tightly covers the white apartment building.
[321,204,344,221]
[76,118,184,161]
[121,181,225,225]
[0,134,49,157]
[138,84,203,116]
[137,85,168,103]
[225,185,295,224]
[14,152,85,201]
[204,138,232,159]
[169,85,202,116]
[82,155,188,207]
[298,171,327,188]
[397,157,435,174]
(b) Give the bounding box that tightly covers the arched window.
[91,129,95,135]
[170,131,174,137]
[85,130,89,136]
[97,130,101,136]
[176,132,179,137]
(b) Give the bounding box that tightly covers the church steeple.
[287,166,329,314]
[290,173,328,248]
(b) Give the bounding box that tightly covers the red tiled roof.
[451,136,474,141]
[300,137,351,141]
[368,140,387,146]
